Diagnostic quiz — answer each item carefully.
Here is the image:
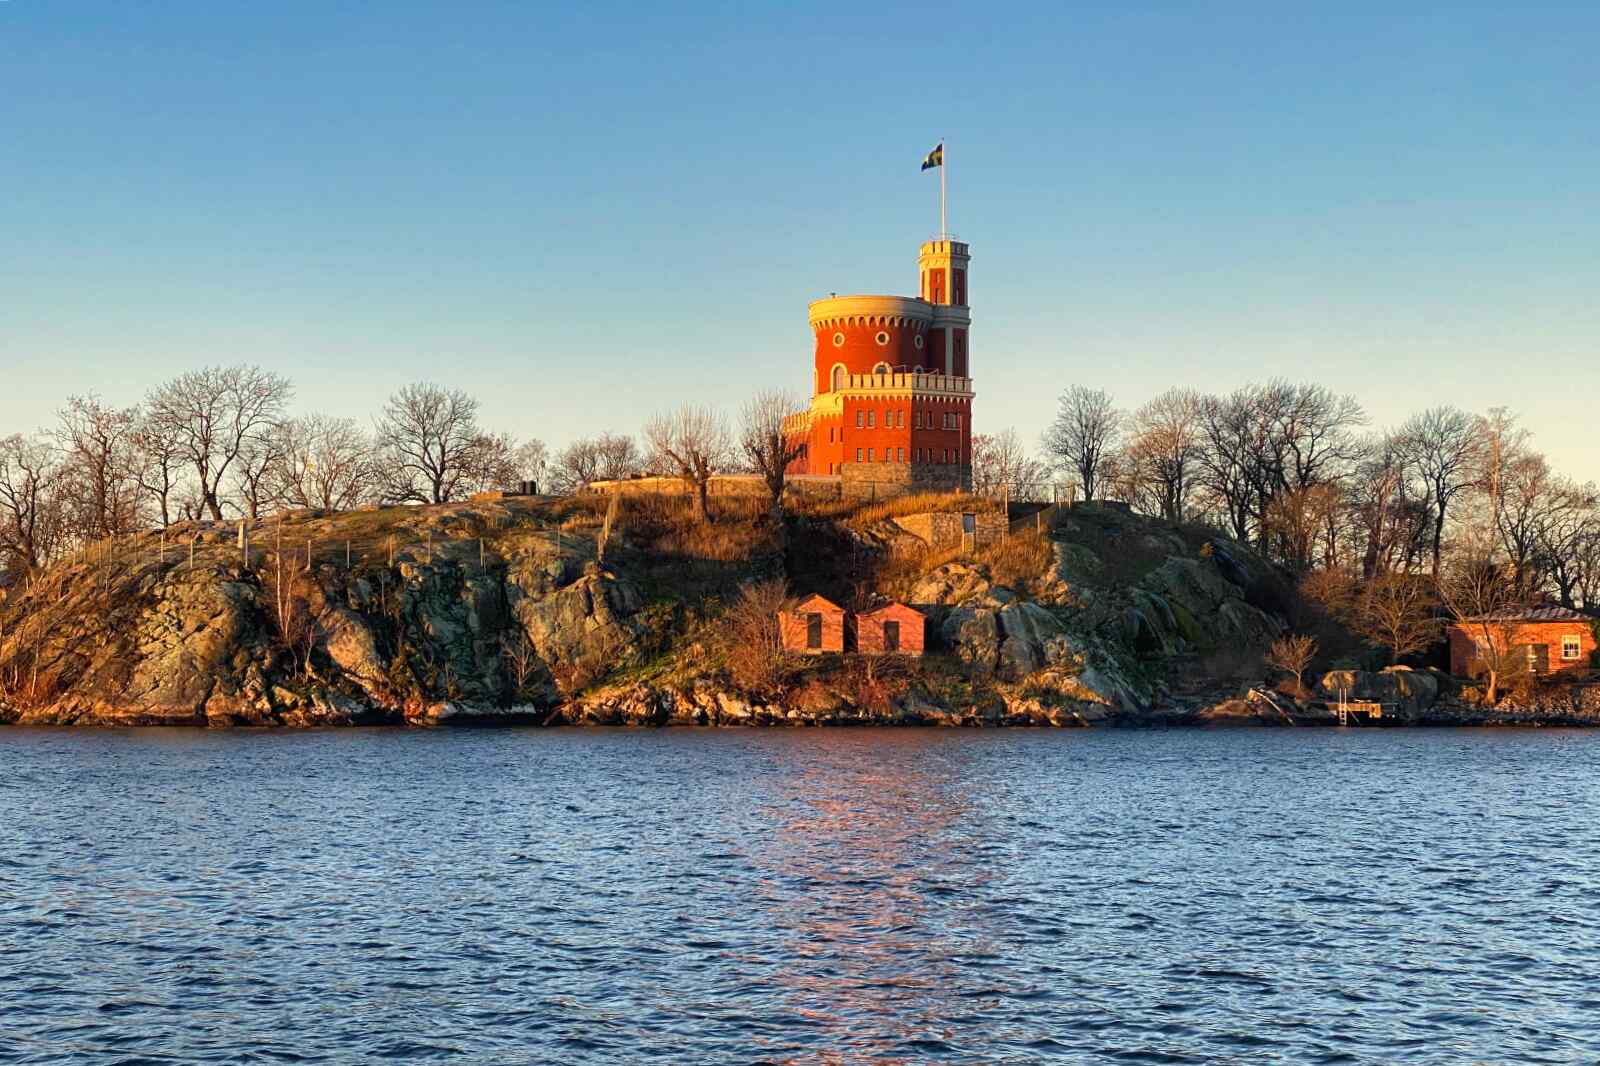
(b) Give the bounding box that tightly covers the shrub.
[720,578,793,697]
[1266,633,1318,698]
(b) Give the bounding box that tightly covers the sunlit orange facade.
[785,239,975,490]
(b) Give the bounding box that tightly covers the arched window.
[873,362,890,377]
[831,365,845,392]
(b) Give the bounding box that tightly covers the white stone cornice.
[808,294,934,330]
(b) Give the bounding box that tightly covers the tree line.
[0,369,813,582]
[0,367,547,580]
[1026,382,1598,607]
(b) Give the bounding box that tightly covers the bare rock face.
[0,533,652,727]
[1136,557,1280,652]
[910,563,993,607]
[1318,668,1439,712]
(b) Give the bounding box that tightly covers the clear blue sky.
[4,2,1598,478]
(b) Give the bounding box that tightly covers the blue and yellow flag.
[920,142,943,170]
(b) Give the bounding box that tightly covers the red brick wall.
[779,605,846,654]
[857,606,926,656]
[813,322,928,386]
[1448,621,1596,677]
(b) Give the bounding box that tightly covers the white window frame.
[1562,635,1583,661]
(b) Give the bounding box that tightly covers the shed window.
[1563,635,1583,661]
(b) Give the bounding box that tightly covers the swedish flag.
[920,142,943,170]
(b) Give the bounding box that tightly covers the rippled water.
[3,727,1599,1064]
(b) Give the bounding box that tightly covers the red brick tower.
[786,239,974,495]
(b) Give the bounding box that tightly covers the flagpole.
[940,138,947,238]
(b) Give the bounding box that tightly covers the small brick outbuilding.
[779,593,847,655]
[1448,606,1596,678]
[856,603,926,656]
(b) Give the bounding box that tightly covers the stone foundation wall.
[839,462,970,500]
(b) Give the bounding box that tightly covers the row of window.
[848,410,962,431]
[851,447,962,464]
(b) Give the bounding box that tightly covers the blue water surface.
[1,727,1597,1064]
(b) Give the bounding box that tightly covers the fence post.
[346,540,351,568]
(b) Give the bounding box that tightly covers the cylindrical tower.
[807,295,934,396]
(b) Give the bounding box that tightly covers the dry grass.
[985,528,1053,588]
[618,494,775,564]
[872,527,1054,601]
[850,491,1003,529]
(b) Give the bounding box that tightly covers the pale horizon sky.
[4,3,1598,479]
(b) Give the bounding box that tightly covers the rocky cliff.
[0,495,1391,729]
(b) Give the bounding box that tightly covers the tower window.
[897,447,905,463]
[856,448,863,462]
[867,411,875,428]
[914,334,925,350]
[833,332,845,347]
[868,448,875,462]
[875,331,890,347]
[856,411,863,428]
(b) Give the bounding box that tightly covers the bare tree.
[1125,388,1201,521]
[1438,552,1529,705]
[546,433,639,495]
[500,628,544,699]
[144,365,292,521]
[1535,479,1599,609]
[1267,634,1318,697]
[0,434,65,576]
[131,413,185,529]
[1264,483,1343,573]
[549,437,602,495]
[740,390,805,510]
[644,405,731,522]
[1194,388,1265,543]
[374,383,483,504]
[512,438,548,490]
[1475,406,1531,539]
[1352,571,1437,664]
[460,431,521,495]
[270,415,376,511]
[230,427,288,520]
[1352,434,1430,578]
[1043,386,1120,501]
[1398,406,1479,580]
[55,395,143,541]
[594,433,641,481]
[971,428,1047,500]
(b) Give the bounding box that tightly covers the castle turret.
[918,239,971,377]
[784,238,975,494]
